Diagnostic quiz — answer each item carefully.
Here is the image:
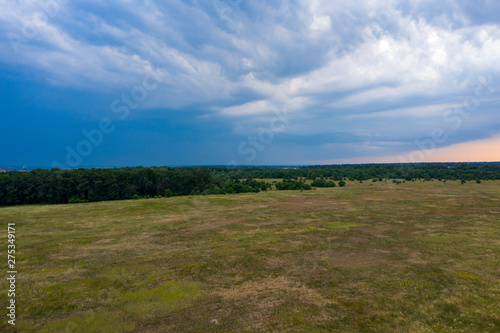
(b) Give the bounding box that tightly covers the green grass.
[120,280,202,314]
[322,221,366,229]
[0,180,499,332]
[40,311,135,333]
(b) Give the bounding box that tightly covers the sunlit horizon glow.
[312,134,500,165]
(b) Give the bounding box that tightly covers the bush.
[338,180,346,187]
[276,180,311,191]
[311,179,336,188]
[68,196,87,204]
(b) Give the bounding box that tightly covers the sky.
[1,0,499,168]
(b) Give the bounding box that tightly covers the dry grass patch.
[188,217,244,232]
[214,276,333,308]
[324,250,387,268]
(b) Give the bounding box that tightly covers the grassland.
[1,180,499,332]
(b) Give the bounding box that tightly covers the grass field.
[1,180,499,332]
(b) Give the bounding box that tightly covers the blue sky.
[1,0,500,168]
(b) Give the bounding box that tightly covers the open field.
[1,180,499,332]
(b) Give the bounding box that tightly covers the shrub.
[311,179,336,188]
[276,180,311,191]
[68,196,87,204]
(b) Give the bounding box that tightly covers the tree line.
[0,163,499,206]
[217,163,500,182]
[0,167,270,206]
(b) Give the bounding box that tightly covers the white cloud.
[217,96,309,117]
[2,0,498,99]
[312,133,500,164]
[218,100,277,117]
[0,0,499,154]
[310,15,331,32]
[346,103,456,119]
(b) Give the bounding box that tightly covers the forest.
[1,163,499,206]
[223,162,500,181]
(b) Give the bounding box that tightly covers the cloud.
[218,100,278,117]
[312,133,500,164]
[346,103,456,119]
[1,0,499,163]
[310,15,331,32]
